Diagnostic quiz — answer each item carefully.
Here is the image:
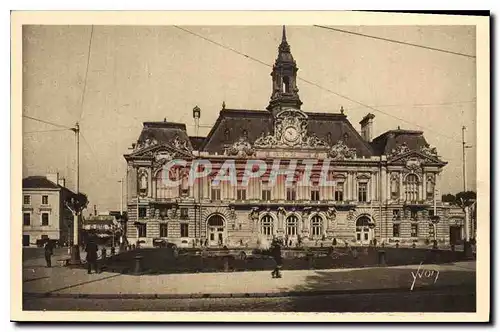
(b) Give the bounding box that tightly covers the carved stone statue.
[420,144,438,157]
[326,207,336,221]
[389,142,410,158]
[328,140,356,160]
[172,134,191,152]
[226,136,255,157]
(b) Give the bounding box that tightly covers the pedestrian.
[44,240,53,268]
[85,238,99,274]
[271,240,283,278]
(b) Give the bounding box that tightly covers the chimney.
[58,177,66,188]
[46,172,59,185]
[359,113,375,142]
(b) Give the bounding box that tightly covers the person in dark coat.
[85,238,99,274]
[44,241,53,267]
[271,240,283,278]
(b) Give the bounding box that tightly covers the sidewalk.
[23,261,476,299]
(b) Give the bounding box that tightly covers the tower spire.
[267,26,302,113]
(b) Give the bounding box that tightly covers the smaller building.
[82,213,123,245]
[22,173,77,246]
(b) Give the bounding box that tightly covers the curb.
[23,283,475,300]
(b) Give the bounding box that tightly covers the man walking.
[44,240,53,267]
[85,238,99,274]
[271,239,283,278]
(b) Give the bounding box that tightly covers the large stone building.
[22,173,76,246]
[124,27,465,248]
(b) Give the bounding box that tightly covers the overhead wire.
[78,25,95,121]
[22,115,72,130]
[313,25,476,59]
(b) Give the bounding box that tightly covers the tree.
[65,192,89,216]
[455,191,476,208]
[441,193,456,203]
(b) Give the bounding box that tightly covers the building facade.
[123,27,465,248]
[22,173,76,246]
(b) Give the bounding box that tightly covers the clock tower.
[267,26,303,115]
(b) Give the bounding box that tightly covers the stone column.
[277,207,285,234]
[422,172,427,201]
[399,172,404,201]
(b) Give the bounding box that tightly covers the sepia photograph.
[11,11,490,322]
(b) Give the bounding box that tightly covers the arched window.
[405,174,419,201]
[311,215,323,237]
[207,214,224,227]
[283,76,291,93]
[261,215,273,236]
[286,215,298,236]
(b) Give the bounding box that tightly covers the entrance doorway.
[22,235,29,247]
[356,216,373,245]
[449,226,462,245]
[207,214,225,247]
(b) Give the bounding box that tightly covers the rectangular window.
[334,183,344,201]
[41,234,49,240]
[310,189,320,201]
[180,223,189,237]
[180,208,189,219]
[411,224,418,237]
[286,188,296,201]
[41,213,49,226]
[358,183,367,202]
[137,223,147,237]
[392,209,401,220]
[42,195,48,205]
[429,223,435,237]
[428,209,435,217]
[237,189,246,201]
[160,224,168,237]
[262,189,271,201]
[23,213,30,226]
[393,224,400,237]
[211,188,221,201]
[138,207,147,219]
[23,195,30,205]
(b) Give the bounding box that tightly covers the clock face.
[284,126,299,142]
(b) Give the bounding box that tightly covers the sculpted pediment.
[129,143,192,160]
[389,150,444,165]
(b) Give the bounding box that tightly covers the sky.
[22,25,477,213]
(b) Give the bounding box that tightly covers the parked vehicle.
[152,238,177,249]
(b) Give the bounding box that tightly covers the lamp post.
[431,187,440,249]
[69,122,81,264]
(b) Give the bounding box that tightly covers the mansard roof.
[371,129,429,156]
[200,108,375,157]
[189,136,206,151]
[136,121,193,151]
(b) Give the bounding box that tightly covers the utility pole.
[119,179,124,215]
[461,125,473,257]
[462,126,467,192]
[69,122,81,264]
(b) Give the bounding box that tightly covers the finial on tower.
[222,101,226,110]
[282,25,287,43]
[340,106,344,114]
